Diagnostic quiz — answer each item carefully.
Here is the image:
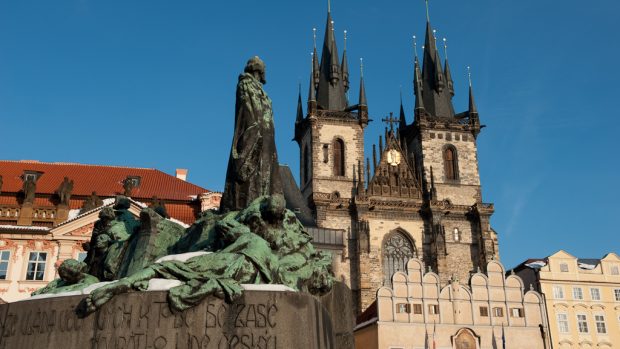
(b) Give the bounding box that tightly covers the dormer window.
[22,171,43,182]
[560,263,569,272]
[125,176,141,187]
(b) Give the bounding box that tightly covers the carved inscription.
[0,296,282,349]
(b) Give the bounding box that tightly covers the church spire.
[359,58,367,107]
[443,38,454,96]
[468,66,478,115]
[413,35,425,114]
[316,8,347,111]
[296,83,304,123]
[312,28,320,89]
[420,13,455,118]
[342,30,350,94]
[308,54,317,114]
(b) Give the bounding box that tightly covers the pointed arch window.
[333,138,345,177]
[382,231,416,286]
[443,145,459,181]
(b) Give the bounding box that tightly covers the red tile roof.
[0,160,208,201]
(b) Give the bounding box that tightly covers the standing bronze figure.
[220,56,283,212]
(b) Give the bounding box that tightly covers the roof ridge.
[0,160,155,170]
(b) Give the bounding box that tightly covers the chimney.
[175,169,188,181]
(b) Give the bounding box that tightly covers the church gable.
[367,125,421,199]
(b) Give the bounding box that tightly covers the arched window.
[382,231,416,286]
[443,145,459,180]
[333,138,345,176]
[303,144,310,184]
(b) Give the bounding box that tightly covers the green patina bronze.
[33,57,335,317]
[32,259,99,295]
[68,194,333,315]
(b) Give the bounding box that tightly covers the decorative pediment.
[50,200,143,238]
[367,128,421,199]
[548,250,577,260]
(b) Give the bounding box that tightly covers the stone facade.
[355,258,551,349]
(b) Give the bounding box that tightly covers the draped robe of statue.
[221,71,282,212]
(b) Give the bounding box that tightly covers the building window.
[303,144,310,184]
[595,315,606,334]
[577,314,588,333]
[560,263,569,272]
[453,228,460,242]
[0,251,10,280]
[428,304,439,315]
[510,308,524,318]
[412,304,422,314]
[590,288,601,301]
[26,252,47,281]
[77,252,88,262]
[396,303,411,313]
[443,145,458,180]
[557,313,569,333]
[382,231,415,287]
[614,289,620,302]
[553,285,564,299]
[332,138,345,176]
[611,265,619,275]
[479,306,488,317]
[23,171,42,182]
[573,287,583,300]
[492,307,504,317]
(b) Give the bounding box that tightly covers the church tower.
[292,4,500,313]
[402,17,499,285]
[294,8,368,218]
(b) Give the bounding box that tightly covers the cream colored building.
[515,250,620,349]
[355,258,550,349]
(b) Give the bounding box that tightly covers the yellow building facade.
[515,250,620,349]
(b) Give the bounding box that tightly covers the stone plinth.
[0,290,335,349]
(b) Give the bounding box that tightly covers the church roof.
[278,165,315,226]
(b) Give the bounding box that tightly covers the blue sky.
[1,1,619,269]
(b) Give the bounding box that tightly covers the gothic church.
[287,7,499,313]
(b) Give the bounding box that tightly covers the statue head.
[58,259,88,284]
[244,56,266,84]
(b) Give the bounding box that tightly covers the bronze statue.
[150,196,168,218]
[56,176,74,205]
[22,177,36,204]
[220,56,283,213]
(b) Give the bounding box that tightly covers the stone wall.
[0,290,337,349]
[303,121,364,200]
[411,129,482,206]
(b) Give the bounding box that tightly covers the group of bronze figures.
[33,57,334,317]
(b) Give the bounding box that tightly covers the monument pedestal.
[0,290,335,349]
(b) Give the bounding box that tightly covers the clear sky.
[1,1,619,269]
